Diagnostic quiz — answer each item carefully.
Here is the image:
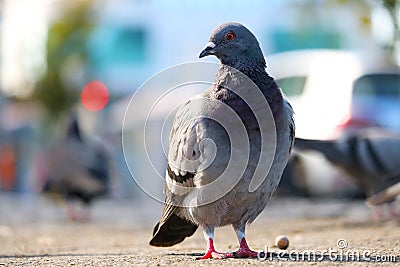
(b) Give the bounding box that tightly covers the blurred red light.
[81,81,109,112]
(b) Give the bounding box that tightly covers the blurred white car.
[267,49,400,197]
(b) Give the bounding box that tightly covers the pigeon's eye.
[225,32,235,41]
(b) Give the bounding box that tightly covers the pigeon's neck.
[212,62,284,116]
[214,62,280,97]
[221,55,266,75]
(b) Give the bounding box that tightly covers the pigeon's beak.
[199,42,216,58]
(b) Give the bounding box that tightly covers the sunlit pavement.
[0,193,372,226]
[1,193,399,266]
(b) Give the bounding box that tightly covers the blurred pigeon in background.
[150,22,295,259]
[294,130,400,215]
[40,114,111,221]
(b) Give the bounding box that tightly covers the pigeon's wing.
[150,97,207,247]
[294,138,351,166]
[358,135,400,180]
[84,142,111,190]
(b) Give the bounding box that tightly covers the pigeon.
[150,22,295,259]
[294,130,400,206]
[41,114,111,221]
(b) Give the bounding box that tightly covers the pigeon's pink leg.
[66,202,79,221]
[388,203,399,219]
[227,226,261,258]
[373,203,400,221]
[79,204,91,222]
[197,238,229,259]
[197,226,230,260]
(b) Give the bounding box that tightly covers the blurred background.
[0,0,399,224]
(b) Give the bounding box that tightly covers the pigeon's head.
[199,22,265,68]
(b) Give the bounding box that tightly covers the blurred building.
[0,0,394,98]
[86,0,381,97]
[0,0,398,197]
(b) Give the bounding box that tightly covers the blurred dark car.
[345,73,400,133]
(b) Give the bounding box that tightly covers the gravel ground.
[1,194,399,266]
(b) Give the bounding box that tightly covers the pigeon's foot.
[229,248,259,258]
[371,204,400,222]
[66,203,90,222]
[196,238,230,260]
[228,237,260,258]
[196,250,229,260]
[68,212,90,222]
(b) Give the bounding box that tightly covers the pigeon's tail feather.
[149,213,198,247]
[366,181,400,206]
[294,138,344,164]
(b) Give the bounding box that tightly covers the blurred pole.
[382,0,400,65]
[0,0,4,143]
[0,1,2,91]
